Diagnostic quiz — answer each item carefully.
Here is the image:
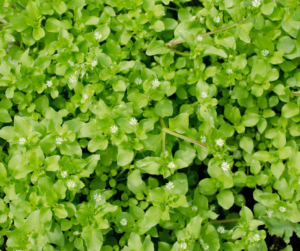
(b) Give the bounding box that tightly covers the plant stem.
[165,6,179,11]
[167,45,190,56]
[159,117,166,128]
[210,218,240,224]
[115,167,127,180]
[293,92,300,96]
[15,2,25,10]
[167,19,245,46]
[162,131,166,153]
[2,141,7,149]
[164,128,207,149]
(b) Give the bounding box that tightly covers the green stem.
[167,18,246,46]
[267,22,282,36]
[293,92,300,96]
[2,141,7,149]
[167,45,190,56]
[164,128,207,149]
[165,6,179,11]
[159,117,166,128]
[0,19,8,25]
[15,2,25,10]
[162,131,166,153]
[210,218,240,224]
[115,167,127,180]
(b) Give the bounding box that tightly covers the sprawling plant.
[0,0,300,250]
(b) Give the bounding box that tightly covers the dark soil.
[265,233,300,251]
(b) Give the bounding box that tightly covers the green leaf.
[169,113,189,133]
[282,102,299,118]
[0,108,12,123]
[241,113,260,127]
[273,131,286,148]
[237,22,253,43]
[155,100,173,117]
[127,170,146,195]
[203,46,227,58]
[199,178,218,195]
[60,142,82,157]
[146,39,169,56]
[54,1,67,14]
[85,16,100,25]
[117,146,134,166]
[82,227,103,251]
[45,18,61,32]
[250,159,261,175]
[200,224,220,251]
[33,27,45,40]
[136,157,161,175]
[240,136,253,154]
[26,0,41,20]
[217,190,234,210]
[271,162,285,179]
[45,223,65,246]
[88,136,108,152]
[264,218,300,244]
[277,36,295,54]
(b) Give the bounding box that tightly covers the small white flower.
[252,0,261,7]
[197,36,203,42]
[110,125,118,134]
[298,178,300,185]
[46,80,53,87]
[221,162,230,171]
[94,32,102,40]
[200,135,206,143]
[266,210,273,218]
[152,78,160,88]
[19,137,26,145]
[61,171,67,178]
[217,226,225,234]
[279,206,286,212]
[120,218,127,226]
[253,234,260,242]
[166,182,174,190]
[135,77,142,85]
[91,60,97,67]
[69,75,77,84]
[164,151,169,157]
[129,118,138,125]
[8,57,16,64]
[67,180,76,189]
[192,206,198,211]
[56,137,64,145]
[204,244,209,250]
[167,162,176,169]
[227,68,233,74]
[216,138,225,147]
[213,16,220,23]
[261,49,269,57]
[161,10,166,16]
[201,92,208,98]
[82,93,88,100]
[94,193,102,202]
[210,205,216,211]
[179,242,187,249]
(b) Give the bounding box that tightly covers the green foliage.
[0,0,300,250]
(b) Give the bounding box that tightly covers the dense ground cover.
[0,0,300,250]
